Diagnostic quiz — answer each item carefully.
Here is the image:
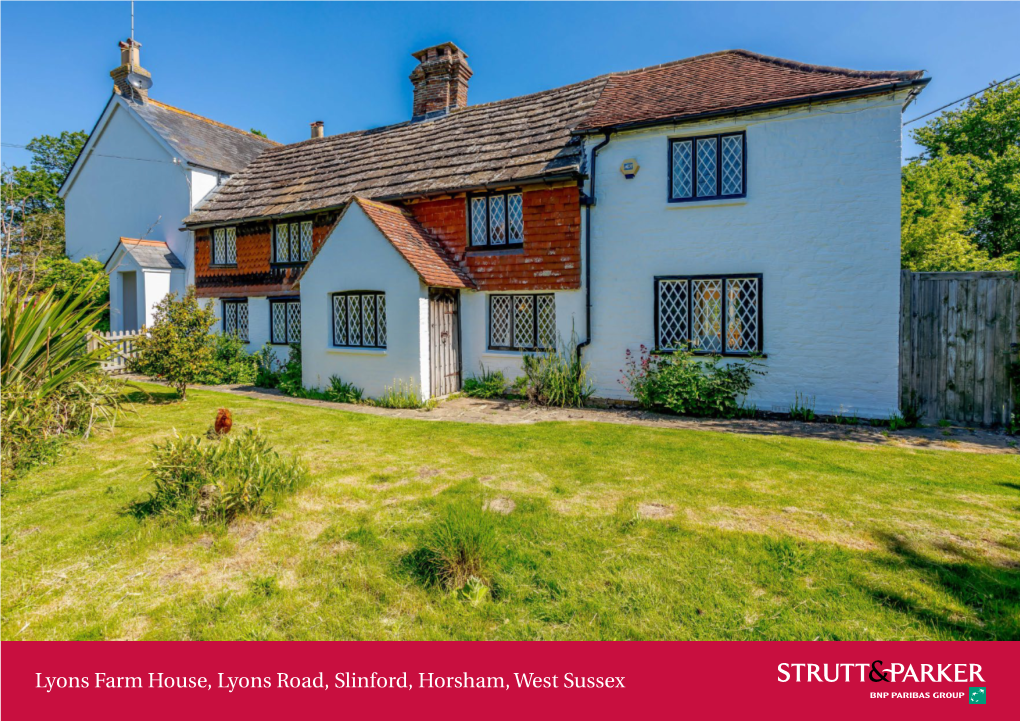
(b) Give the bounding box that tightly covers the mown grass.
[2,383,1018,641]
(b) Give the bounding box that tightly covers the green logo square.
[969,687,986,704]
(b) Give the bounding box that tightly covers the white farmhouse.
[59,39,275,330]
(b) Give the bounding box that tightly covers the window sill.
[271,262,308,269]
[209,264,238,269]
[482,348,551,357]
[466,244,524,256]
[654,349,767,359]
[666,197,747,209]
[327,347,387,356]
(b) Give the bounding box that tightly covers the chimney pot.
[310,121,324,139]
[409,42,472,120]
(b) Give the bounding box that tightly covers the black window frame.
[272,219,314,266]
[466,190,525,250]
[653,273,763,357]
[330,291,386,350]
[668,131,747,203]
[487,293,555,352]
[269,297,301,345]
[210,226,237,267]
[221,298,249,343]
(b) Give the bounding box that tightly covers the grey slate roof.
[118,239,186,269]
[183,77,608,225]
[128,97,278,175]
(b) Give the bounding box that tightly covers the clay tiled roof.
[352,198,474,289]
[183,78,607,225]
[129,97,278,174]
[576,49,924,131]
[108,238,185,270]
[184,49,925,226]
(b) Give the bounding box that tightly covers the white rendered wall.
[64,103,192,268]
[300,205,429,399]
[142,270,171,329]
[581,94,907,419]
[459,289,586,383]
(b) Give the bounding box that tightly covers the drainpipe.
[576,131,612,360]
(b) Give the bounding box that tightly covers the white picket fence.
[88,329,143,374]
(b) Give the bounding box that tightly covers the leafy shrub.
[2,370,127,479]
[900,390,923,428]
[376,379,432,409]
[620,345,763,418]
[1,272,123,480]
[129,287,216,398]
[324,375,363,403]
[789,392,816,422]
[142,428,306,523]
[275,344,304,396]
[518,331,594,407]
[462,365,509,399]
[194,332,258,385]
[410,500,498,591]
[253,344,281,388]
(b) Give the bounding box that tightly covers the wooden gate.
[899,270,1019,426]
[429,288,461,398]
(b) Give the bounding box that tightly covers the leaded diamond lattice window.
[275,220,313,262]
[468,191,525,247]
[331,292,385,349]
[488,293,555,351]
[669,132,745,201]
[270,299,301,345]
[508,194,524,243]
[654,275,762,356]
[222,299,249,342]
[657,279,689,350]
[721,135,744,197]
[212,227,236,265]
[213,228,225,264]
[671,140,693,200]
[470,198,488,246]
[696,138,718,198]
[275,224,290,262]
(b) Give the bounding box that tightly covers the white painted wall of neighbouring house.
[581,93,907,419]
[63,102,192,268]
[300,205,430,399]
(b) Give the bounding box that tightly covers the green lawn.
[2,384,1018,641]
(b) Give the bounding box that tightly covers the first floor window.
[468,191,524,247]
[212,227,237,265]
[222,299,249,342]
[488,293,556,351]
[274,220,313,263]
[332,292,386,349]
[270,299,301,344]
[669,131,745,201]
[655,274,761,355]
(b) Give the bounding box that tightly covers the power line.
[903,72,1020,126]
[1,142,175,165]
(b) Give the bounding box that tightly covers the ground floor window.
[332,292,386,348]
[270,298,301,344]
[488,293,556,351]
[222,298,249,342]
[655,274,762,355]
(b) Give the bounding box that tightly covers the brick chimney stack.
[409,42,472,119]
[310,121,324,139]
[110,38,150,102]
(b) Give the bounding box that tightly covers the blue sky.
[2,2,1018,167]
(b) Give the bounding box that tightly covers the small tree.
[130,287,216,398]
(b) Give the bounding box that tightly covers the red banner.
[3,641,1017,719]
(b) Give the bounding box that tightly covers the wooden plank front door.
[429,288,461,397]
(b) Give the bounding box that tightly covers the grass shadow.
[865,531,1020,640]
[996,482,1020,492]
[122,387,180,405]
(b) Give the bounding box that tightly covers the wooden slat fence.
[88,329,142,374]
[900,270,1019,426]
